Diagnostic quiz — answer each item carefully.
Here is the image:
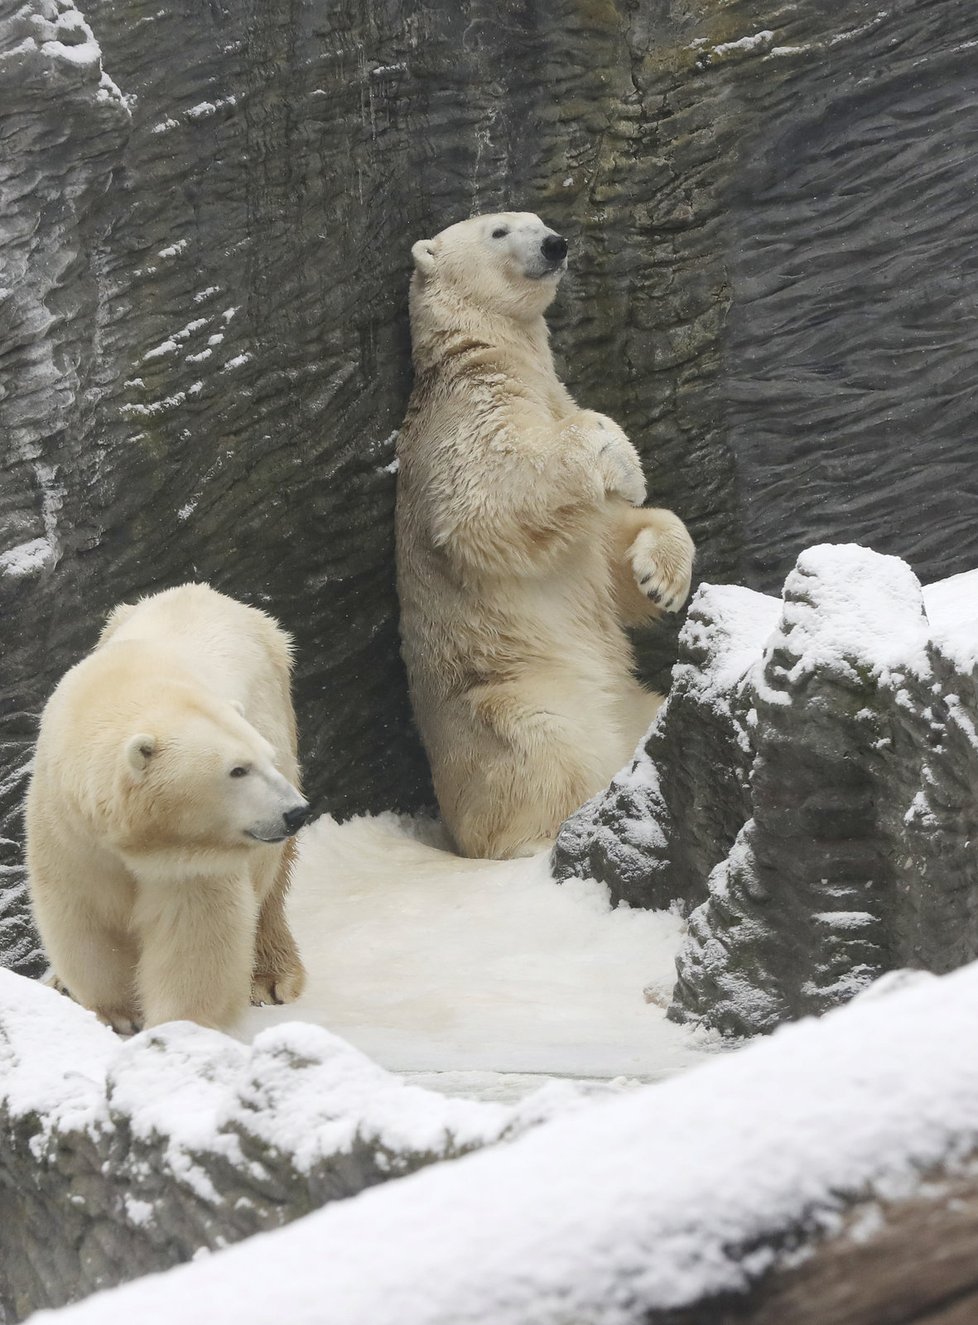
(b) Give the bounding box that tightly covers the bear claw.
[629,525,693,614]
[251,965,306,1007]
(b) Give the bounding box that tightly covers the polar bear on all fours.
[395,211,695,860]
[26,584,310,1033]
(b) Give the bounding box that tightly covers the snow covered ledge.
[557,543,978,1036]
[0,972,578,1321]
[23,962,978,1325]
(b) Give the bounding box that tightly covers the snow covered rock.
[0,971,577,1320]
[23,960,978,1325]
[557,545,978,1037]
[674,547,978,1034]
[552,583,779,910]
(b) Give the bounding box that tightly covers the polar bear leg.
[250,840,307,1006]
[133,872,258,1029]
[617,679,665,749]
[48,921,140,1035]
[442,679,621,859]
[29,836,141,1031]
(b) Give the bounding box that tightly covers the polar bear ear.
[411,239,436,277]
[124,733,158,774]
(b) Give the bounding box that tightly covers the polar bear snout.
[246,788,311,844]
[541,233,568,263]
[524,229,568,280]
[282,802,311,836]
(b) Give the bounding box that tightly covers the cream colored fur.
[26,584,308,1032]
[395,211,695,860]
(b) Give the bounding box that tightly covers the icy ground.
[236,814,716,1091]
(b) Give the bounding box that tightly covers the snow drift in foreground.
[33,962,978,1325]
[237,813,712,1080]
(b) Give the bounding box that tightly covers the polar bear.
[395,211,694,859]
[25,584,310,1032]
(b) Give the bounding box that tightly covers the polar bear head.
[410,212,568,321]
[118,695,309,855]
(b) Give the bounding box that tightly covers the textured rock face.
[4,0,978,975]
[0,2,131,974]
[556,545,978,1037]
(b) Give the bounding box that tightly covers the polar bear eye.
[229,765,250,778]
[491,227,509,239]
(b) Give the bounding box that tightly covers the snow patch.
[0,537,55,579]
[142,338,178,361]
[711,29,774,57]
[923,568,978,671]
[239,814,712,1079]
[676,582,781,699]
[120,393,187,418]
[756,545,932,708]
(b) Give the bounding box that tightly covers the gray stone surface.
[4,0,978,975]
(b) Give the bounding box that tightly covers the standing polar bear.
[395,211,694,859]
[26,584,310,1032]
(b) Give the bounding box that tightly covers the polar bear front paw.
[629,518,694,613]
[97,1008,143,1037]
[251,962,307,1007]
[579,411,647,507]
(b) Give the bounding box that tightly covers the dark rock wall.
[4,0,978,972]
[726,9,978,590]
[1,5,132,974]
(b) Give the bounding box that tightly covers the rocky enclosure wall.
[4,0,978,973]
[555,545,978,1037]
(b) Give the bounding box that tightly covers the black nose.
[541,234,568,262]
[282,803,311,836]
